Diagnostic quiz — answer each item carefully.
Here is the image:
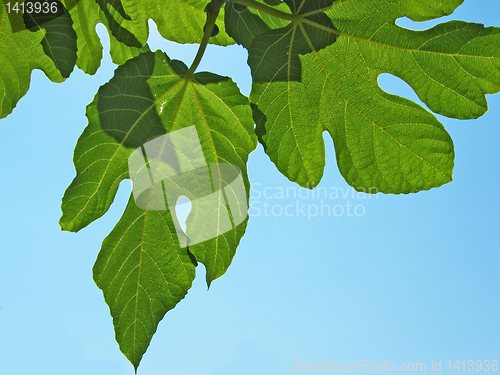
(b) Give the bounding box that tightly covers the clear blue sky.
[0,1,499,374]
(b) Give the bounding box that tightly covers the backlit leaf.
[60,50,257,368]
[0,0,66,118]
[230,0,500,193]
[67,0,150,74]
[111,0,235,46]
[23,0,77,78]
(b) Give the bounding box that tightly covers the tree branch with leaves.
[1,0,499,371]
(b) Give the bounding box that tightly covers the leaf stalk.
[186,2,221,77]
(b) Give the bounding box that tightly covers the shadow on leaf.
[22,1,78,78]
[226,0,338,83]
[98,51,234,148]
[96,0,143,48]
[97,52,165,148]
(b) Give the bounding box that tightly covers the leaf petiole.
[188,0,299,78]
[186,3,221,77]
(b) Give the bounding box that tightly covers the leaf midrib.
[253,0,498,61]
[300,16,499,60]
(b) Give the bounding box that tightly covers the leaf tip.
[298,179,320,190]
